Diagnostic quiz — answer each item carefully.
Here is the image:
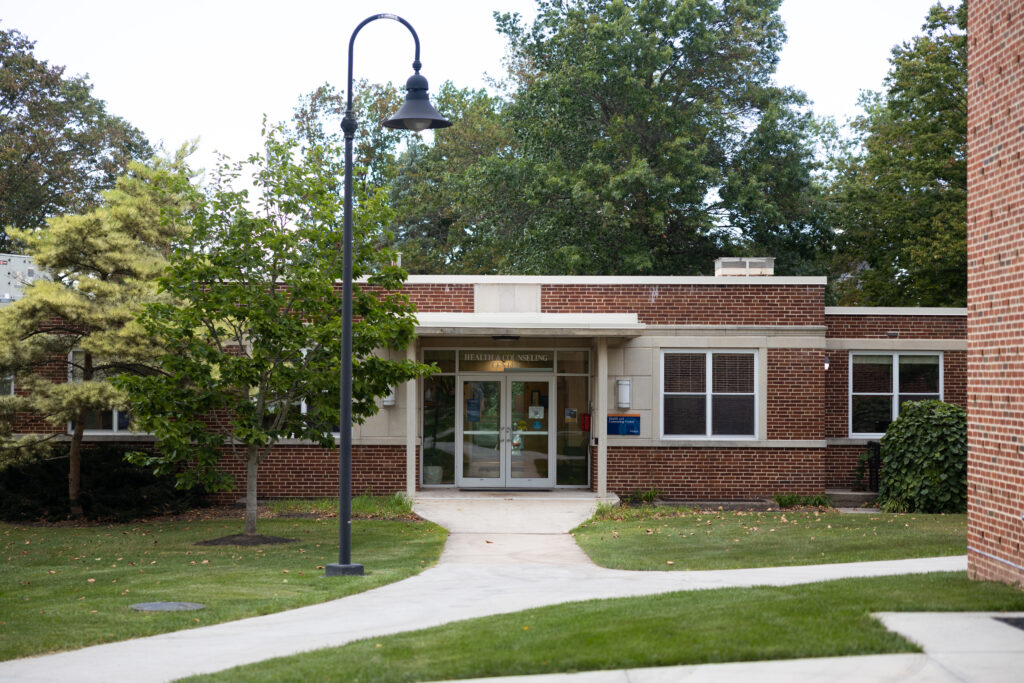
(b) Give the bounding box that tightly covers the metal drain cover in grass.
[130,602,206,612]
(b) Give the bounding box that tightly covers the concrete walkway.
[0,493,989,682]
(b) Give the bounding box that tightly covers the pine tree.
[0,150,192,516]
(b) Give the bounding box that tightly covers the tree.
[719,95,834,276]
[1,26,152,254]
[390,83,510,273]
[387,1,827,275]
[0,151,192,516]
[829,2,966,306]
[118,126,435,537]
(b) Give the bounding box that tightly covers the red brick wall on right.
[967,0,1024,587]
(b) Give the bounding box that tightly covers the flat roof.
[404,275,827,286]
[415,312,645,337]
[825,307,967,316]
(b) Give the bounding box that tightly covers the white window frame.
[67,350,131,434]
[660,349,758,440]
[848,351,944,438]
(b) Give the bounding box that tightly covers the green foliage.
[266,494,415,520]
[620,487,663,506]
[0,25,152,252]
[117,124,436,535]
[388,0,830,275]
[0,444,204,521]
[877,400,967,513]
[390,84,510,274]
[774,493,833,509]
[829,2,966,305]
[0,151,193,512]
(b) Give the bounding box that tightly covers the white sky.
[1,0,941,173]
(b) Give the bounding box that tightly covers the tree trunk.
[244,448,259,536]
[68,408,86,518]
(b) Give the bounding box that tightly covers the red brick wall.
[826,444,870,489]
[541,284,825,325]
[606,447,824,500]
[209,444,407,503]
[767,348,824,440]
[358,283,474,313]
[967,0,1024,586]
[944,351,968,407]
[825,352,851,440]
[826,315,966,339]
[11,356,74,434]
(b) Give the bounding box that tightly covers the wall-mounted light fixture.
[824,355,830,371]
[381,387,396,407]
[616,379,631,410]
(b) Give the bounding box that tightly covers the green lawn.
[573,506,966,570]
[0,513,446,661]
[191,572,1024,683]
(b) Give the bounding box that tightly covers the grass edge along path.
[189,572,1024,683]
[572,506,966,570]
[1,497,445,662]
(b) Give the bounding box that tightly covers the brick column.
[967,0,1024,586]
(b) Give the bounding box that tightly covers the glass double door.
[457,375,554,488]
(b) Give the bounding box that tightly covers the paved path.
[0,493,985,682]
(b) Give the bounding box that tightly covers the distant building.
[0,254,41,306]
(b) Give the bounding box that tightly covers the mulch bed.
[194,534,296,546]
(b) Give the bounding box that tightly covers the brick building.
[9,258,967,504]
[966,0,1024,586]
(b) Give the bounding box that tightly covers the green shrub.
[0,444,205,521]
[621,488,662,506]
[774,493,833,508]
[877,400,966,513]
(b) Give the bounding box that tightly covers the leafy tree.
[0,26,152,253]
[0,151,192,516]
[388,0,827,275]
[829,2,966,306]
[719,95,834,276]
[117,126,434,537]
[390,83,510,273]
[292,80,404,191]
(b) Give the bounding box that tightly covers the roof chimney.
[714,256,775,277]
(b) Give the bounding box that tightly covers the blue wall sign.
[607,414,641,435]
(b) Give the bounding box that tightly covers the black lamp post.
[325,14,451,577]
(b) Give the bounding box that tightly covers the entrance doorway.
[457,375,554,488]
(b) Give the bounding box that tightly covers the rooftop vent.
[714,256,775,277]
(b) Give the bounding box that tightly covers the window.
[1,373,13,395]
[662,351,757,438]
[850,352,942,436]
[68,350,130,432]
